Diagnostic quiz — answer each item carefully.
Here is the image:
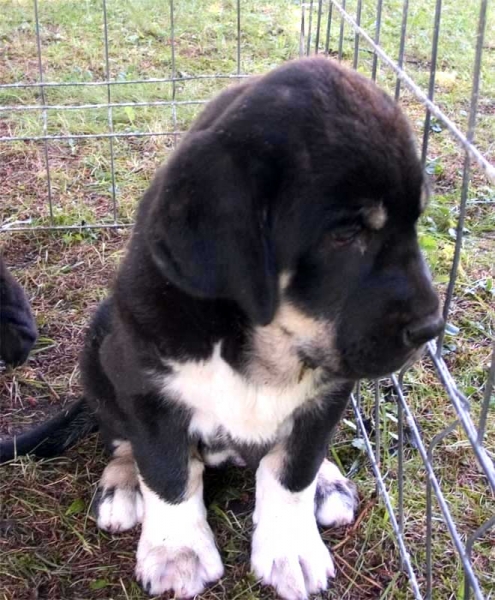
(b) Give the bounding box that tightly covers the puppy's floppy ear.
[145,131,278,326]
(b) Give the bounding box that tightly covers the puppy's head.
[0,255,38,368]
[146,57,443,380]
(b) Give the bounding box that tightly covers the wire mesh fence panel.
[0,1,494,599]
[301,1,495,598]
[0,0,300,231]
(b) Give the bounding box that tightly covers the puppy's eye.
[328,224,363,246]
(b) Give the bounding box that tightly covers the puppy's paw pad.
[93,485,143,533]
[315,460,359,528]
[136,544,224,598]
[251,527,334,600]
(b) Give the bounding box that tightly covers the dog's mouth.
[300,343,427,382]
[295,312,433,382]
[343,345,427,380]
[398,345,427,372]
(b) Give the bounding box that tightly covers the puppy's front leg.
[131,401,223,598]
[251,387,354,600]
[251,450,334,600]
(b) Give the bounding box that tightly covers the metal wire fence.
[300,1,495,598]
[0,1,494,598]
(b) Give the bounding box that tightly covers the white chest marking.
[161,343,321,445]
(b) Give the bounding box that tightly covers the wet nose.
[403,313,445,347]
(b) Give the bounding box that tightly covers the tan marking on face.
[248,302,339,387]
[362,203,387,230]
[275,302,325,337]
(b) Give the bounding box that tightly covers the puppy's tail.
[0,398,97,463]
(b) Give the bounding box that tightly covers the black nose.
[403,313,445,347]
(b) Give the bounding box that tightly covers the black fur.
[281,382,354,493]
[88,55,438,505]
[0,398,96,462]
[1,58,443,560]
[2,58,443,464]
[0,254,37,368]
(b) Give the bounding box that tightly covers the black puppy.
[1,58,444,600]
[0,254,37,369]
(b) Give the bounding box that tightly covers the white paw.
[251,518,335,600]
[136,474,224,598]
[315,459,358,528]
[94,485,144,533]
[136,522,224,598]
[93,453,143,533]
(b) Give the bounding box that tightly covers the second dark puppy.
[0,254,37,369]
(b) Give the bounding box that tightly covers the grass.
[1,1,494,599]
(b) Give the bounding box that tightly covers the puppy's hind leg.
[81,299,143,533]
[93,439,144,533]
[315,458,358,528]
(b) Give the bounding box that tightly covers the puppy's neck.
[245,302,336,389]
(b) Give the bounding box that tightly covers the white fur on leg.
[251,452,335,600]
[95,441,144,533]
[136,460,224,598]
[315,459,358,528]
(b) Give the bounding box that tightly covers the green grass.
[1,1,494,599]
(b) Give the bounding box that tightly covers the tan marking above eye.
[361,202,387,230]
